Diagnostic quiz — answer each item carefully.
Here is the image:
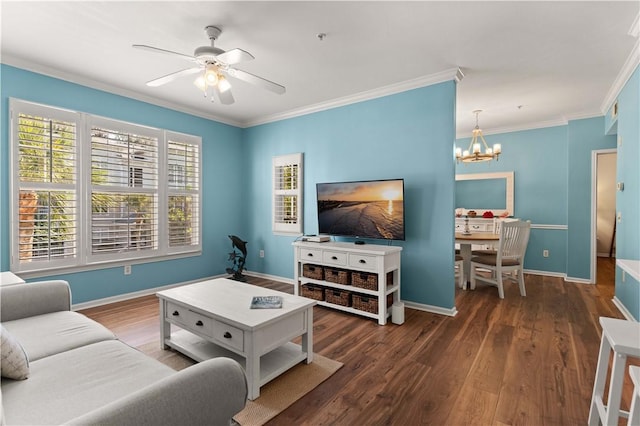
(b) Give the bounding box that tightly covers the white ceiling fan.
[133,25,286,105]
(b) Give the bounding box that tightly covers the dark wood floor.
[80,257,638,425]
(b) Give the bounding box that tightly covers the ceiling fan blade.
[226,68,286,95]
[133,44,196,62]
[215,48,254,65]
[213,85,235,105]
[146,67,201,87]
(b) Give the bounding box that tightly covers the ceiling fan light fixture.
[204,65,219,85]
[194,75,207,91]
[218,76,231,93]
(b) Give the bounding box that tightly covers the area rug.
[138,342,342,426]
[234,354,343,426]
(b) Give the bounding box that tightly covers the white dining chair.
[469,220,531,298]
[454,254,465,289]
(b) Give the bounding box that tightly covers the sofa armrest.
[66,357,248,426]
[1,280,71,322]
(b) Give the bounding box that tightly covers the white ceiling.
[2,1,639,136]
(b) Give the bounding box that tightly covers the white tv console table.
[293,241,402,325]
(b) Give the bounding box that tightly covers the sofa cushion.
[1,340,176,425]
[0,325,29,380]
[2,311,116,362]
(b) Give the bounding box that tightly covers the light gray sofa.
[0,280,247,425]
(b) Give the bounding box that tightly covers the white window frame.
[166,131,202,254]
[85,115,163,264]
[9,98,202,276]
[272,152,303,236]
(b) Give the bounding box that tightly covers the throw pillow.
[1,325,29,380]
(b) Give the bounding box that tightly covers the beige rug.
[138,342,342,426]
[234,354,342,426]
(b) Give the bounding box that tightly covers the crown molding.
[1,54,243,128]
[601,37,640,115]
[456,117,568,139]
[456,109,605,139]
[629,12,640,38]
[243,67,463,128]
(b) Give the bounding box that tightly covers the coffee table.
[157,278,316,400]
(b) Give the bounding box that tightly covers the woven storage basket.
[300,285,325,301]
[351,271,378,290]
[302,264,323,280]
[324,267,350,285]
[352,293,394,314]
[325,289,351,306]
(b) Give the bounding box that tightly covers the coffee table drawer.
[166,302,214,337]
[165,302,191,327]
[212,320,244,352]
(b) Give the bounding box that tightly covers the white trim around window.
[9,98,202,275]
[272,152,303,236]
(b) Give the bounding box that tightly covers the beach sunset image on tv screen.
[316,179,405,240]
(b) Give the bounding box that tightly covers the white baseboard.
[612,296,638,322]
[403,300,458,317]
[71,274,226,311]
[565,276,594,284]
[244,270,295,285]
[524,269,567,279]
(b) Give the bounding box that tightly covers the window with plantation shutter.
[167,132,201,251]
[13,104,78,269]
[10,99,202,275]
[273,153,303,235]
[89,121,160,259]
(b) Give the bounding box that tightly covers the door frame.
[590,148,617,283]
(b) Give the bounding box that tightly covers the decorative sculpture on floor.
[226,235,248,281]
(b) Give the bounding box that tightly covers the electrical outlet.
[543,250,549,258]
[124,265,131,275]
[617,211,622,222]
[259,250,265,258]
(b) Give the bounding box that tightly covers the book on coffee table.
[250,295,283,309]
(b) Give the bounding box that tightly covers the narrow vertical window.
[273,153,303,235]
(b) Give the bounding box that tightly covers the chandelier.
[455,110,502,163]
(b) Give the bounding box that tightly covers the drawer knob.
[359,259,366,264]
[223,331,232,339]
[331,256,338,260]
[195,320,204,326]
[307,253,314,257]
[172,311,179,316]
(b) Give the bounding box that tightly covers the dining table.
[455,232,500,289]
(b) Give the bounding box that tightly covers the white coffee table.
[157,278,316,400]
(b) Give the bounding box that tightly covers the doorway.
[591,149,617,285]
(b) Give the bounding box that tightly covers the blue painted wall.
[456,125,569,274]
[3,61,636,317]
[456,117,617,281]
[614,65,640,320]
[0,64,245,303]
[243,82,458,310]
[566,117,617,280]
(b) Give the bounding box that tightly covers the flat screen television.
[316,179,405,241]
